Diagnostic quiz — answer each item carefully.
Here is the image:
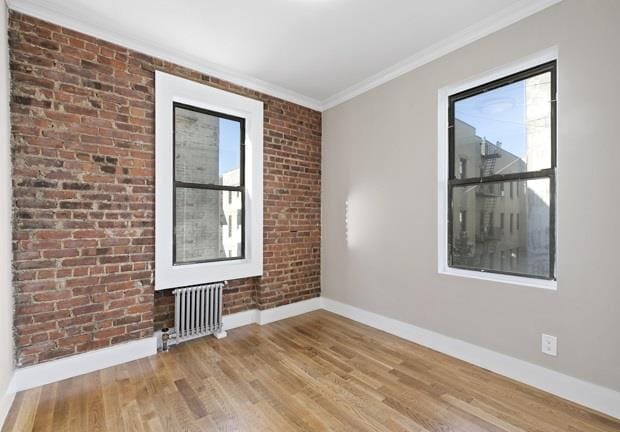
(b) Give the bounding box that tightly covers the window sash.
[447,61,557,183]
[172,101,247,266]
[446,61,557,281]
[447,175,555,281]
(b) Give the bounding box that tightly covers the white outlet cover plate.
[542,333,557,356]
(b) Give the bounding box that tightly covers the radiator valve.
[161,327,170,352]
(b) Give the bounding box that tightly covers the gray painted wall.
[322,0,620,391]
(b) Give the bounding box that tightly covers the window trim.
[155,71,263,290]
[437,48,558,290]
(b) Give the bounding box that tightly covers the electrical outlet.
[542,334,557,356]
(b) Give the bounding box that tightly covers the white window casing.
[437,47,558,291]
[155,71,263,290]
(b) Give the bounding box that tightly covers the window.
[155,71,263,290]
[173,103,244,264]
[444,58,556,284]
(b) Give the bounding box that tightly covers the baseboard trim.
[222,296,323,330]
[0,382,15,431]
[322,297,620,420]
[259,297,323,325]
[10,336,157,393]
[8,298,322,394]
[7,296,618,420]
[223,308,260,330]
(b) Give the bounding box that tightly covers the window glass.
[175,189,242,263]
[448,62,555,281]
[450,178,551,278]
[174,106,242,187]
[173,103,245,265]
[453,71,552,178]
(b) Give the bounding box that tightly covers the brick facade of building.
[9,12,321,366]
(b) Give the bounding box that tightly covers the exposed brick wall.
[9,12,321,366]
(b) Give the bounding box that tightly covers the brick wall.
[9,12,321,366]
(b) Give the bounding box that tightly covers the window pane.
[453,71,551,179]
[175,188,242,263]
[450,178,551,278]
[174,105,242,186]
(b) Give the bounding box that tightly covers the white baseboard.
[0,382,15,431]
[10,336,157,393]
[259,297,323,325]
[6,296,618,420]
[7,298,322,394]
[222,296,323,329]
[223,308,260,330]
[322,297,620,420]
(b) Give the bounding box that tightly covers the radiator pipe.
[161,327,170,352]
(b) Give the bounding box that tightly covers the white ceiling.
[8,0,560,110]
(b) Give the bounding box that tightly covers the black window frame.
[172,101,246,266]
[447,60,557,281]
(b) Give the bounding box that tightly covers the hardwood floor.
[4,310,619,431]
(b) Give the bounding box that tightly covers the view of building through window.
[449,64,555,279]
[173,105,244,264]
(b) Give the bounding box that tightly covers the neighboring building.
[221,169,243,258]
[174,108,226,262]
[525,72,552,277]
[452,118,526,273]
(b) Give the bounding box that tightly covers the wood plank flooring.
[4,310,619,431]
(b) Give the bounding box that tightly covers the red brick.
[10,11,321,367]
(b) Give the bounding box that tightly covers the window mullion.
[449,169,555,187]
[174,181,244,192]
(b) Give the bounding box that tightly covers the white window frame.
[155,71,263,290]
[437,47,558,291]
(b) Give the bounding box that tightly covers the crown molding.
[6,0,563,112]
[5,0,323,111]
[321,0,563,111]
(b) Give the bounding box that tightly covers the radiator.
[173,282,227,343]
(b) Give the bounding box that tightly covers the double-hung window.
[173,103,245,264]
[155,71,263,290]
[442,57,557,286]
